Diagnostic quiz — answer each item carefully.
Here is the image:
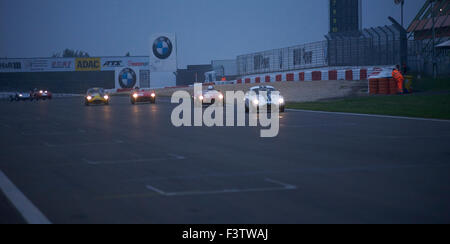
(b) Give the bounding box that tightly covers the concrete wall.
[0,71,114,93]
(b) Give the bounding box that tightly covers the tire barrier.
[369,79,378,95]
[368,77,402,96]
[389,78,398,95]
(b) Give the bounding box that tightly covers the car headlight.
[151,93,156,98]
[252,99,259,105]
[19,94,23,97]
[104,95,109,100]
[218,94,224,100]
[39,90,43,94]
[132,93,138,99]
[199,95,204,100]
[279,98,285,104]
[87,96,92,100]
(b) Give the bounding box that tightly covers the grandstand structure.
[407,0,450,75]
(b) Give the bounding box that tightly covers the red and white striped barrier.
[235,66,392,84]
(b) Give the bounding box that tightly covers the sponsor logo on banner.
[118,68,137,88]
[52,60,73,69]
[0,61,22,70]
[23,59,49,71]
[152,36,173,60]
[149,33,177,72]
[128,60,149,67]
[101,58,149,71]
[103,60,123,68]
[75,58,101,71]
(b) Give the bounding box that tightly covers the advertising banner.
[50,58,75,71]
[0,60,23,72]
[23,59,49,72]
[115,67,141,90]
[149,33,177,72]
[75,57,101,71]
[101,57,149,71]
[0,57,148,73]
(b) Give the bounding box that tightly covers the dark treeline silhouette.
[52,49,90,58]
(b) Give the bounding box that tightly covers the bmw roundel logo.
[118,68,137,89]
[152,36,173,60]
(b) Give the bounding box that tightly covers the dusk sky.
[0,0,424,68]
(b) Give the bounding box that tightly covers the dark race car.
[10,92,33,102]
[32,89,53,100]
[130,89,156,105]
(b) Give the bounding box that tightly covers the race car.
[85,88,110,106]
[194,86,224,106]
[32,89,52,100]
[10,92,33,102]
[130,89,156,105]
[244,85,285,113]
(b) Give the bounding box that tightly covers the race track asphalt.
[0,96,449,224]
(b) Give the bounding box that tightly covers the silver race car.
[244,86,285,113]
[194,86,224,106]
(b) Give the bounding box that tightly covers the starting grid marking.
[145,178,297,197]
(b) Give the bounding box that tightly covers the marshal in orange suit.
[392,68,404,94]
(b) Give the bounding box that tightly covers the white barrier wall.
[234,66,394,85]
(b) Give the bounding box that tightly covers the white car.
[245,86,285,113]
[194,86,224,106]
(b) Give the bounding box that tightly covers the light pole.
[401,0,404,27]
[431,0,437,79]
[394,0,405,28]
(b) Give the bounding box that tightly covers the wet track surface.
[0,96,449,224]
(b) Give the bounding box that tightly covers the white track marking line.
[0,170,51,224]
[286,109,450,123]
[83,154,186,165]
[145,178,296,197]
[44,139,124,148]
[264,178,297,189]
